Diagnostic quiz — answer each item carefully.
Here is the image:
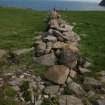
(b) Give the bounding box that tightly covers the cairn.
[33,9,81,69]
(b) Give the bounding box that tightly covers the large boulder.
[33,53,57,66]
[58,48,77,69]
[59,95,83,105]
[45,65,69,85]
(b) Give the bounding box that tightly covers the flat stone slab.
[45,65,69,85]
[59,95,83,105]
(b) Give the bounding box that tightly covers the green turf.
[0,7,105,71]
[0,7,47,49]
[61,11,105,71]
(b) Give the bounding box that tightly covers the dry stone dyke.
[1,9,105,105]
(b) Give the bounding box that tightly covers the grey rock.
[96,99,105,105]
[53,30,71,41]
[0,78,4,87]
[53,42,64,49]
[43,36,57,42]
[45,65,69,85]
[58,48,77,69]
[66,77,73,84]
[34,41,46,56]
[60,24,73,32]
[44,85,59,96]
[87,90,96,98]
[0,49,7,58]
[46,42,53,54]
[83,61,91,68]
[99,76,105,83]
[69,69,77,78]
[83,77,102,90]
[8,80,20,86]
[79,67,91,74]
[34,53,56,66]
[59,95,83,105]
[97,71,105,76]
[14,48,34,56]
[68,82,86,97]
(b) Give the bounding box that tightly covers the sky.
[1,0,102,3]
[58,0,100,2]
[40,0,101,3]
[36,0,102,2]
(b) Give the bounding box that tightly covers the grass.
[0,7,47,49]
[0,7,105,72]
[61,11,105,71]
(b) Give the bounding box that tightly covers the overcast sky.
[41,0,101,3]
[2,0,101,3]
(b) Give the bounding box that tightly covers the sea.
[0,0,105,11]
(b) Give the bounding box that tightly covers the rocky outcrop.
[99,0,105,6]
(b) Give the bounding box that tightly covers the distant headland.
[99,0,105,6]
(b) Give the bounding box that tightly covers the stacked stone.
[33,9,81,68]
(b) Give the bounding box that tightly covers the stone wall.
[0,10,105,105]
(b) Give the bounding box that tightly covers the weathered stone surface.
[68,82,86,97]
[97,71,105,76]
[58,48,77,69]
[83,61,91,68]
[68,45,79,53]
[98,76,105,84]
[0,78,4,87]
[44,85,59,96]
[83,77,102,90]
[45,65,69,85]
[69,69,77,78]
[14,48,34,56]
[49,19,59,29]
[45,42,53,53]
[0,49,7,58]
[87,90,95,98]
[34,41,46,56]
[79,67,91,74]
[96,99,105,105]
[43,35,57,42]
[53,42,65,49]
[34,53,56,66]
[59,95,83,105]
[66,77,73,84]
[53,30,71,41]
[8,79,20,86]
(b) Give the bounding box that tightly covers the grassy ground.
[0,7,47,49]
[61,11,105,71]
[0,7,105,72]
